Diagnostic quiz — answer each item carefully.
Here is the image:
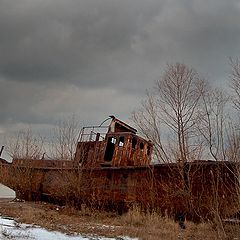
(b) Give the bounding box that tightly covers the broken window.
[104,137,116,162]
[119,136,125,147]
[147,145,151,156]
[132,138,137,149]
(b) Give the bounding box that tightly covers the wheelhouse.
[74,116,153,168]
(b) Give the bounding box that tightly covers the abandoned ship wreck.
[0,116,239,221]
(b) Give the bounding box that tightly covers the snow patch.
[0,216,137,240]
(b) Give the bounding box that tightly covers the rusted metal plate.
[0,117,239,221]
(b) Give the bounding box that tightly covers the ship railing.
[78,125,109,142]
[77,116,114,143]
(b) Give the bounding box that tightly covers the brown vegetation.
[1,199,240,240]
[131,62,240,238]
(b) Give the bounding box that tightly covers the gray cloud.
[0,0,162,86]
[1,0,240,135]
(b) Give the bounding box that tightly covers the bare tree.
[132,63,206,163]
[225,122,240,162]
[199,89,229,160]
[50,115,79,160]
[132,91,169,162]
[5,127,44,159]
[229,57,240,111]
[156,63,206,162]
[223,57,240,162]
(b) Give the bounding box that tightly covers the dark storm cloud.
[0,0,163,87]
[1,0,240,133]
[129,0,240,82]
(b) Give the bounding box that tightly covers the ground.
[0,198,132,238]
[0,198,239,240]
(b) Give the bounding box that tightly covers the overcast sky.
[1,0,240,140]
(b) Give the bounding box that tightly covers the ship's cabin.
[74,116,153,168]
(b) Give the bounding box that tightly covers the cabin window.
[147,146,151,156]
[104,137,116,162]
[132,138,137,149]
[140,142,144,150]
[119,136,125,147]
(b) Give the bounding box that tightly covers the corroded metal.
[74,116,152,168]
[0,116,239,221]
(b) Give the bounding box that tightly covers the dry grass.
[113,206,218,240]
[0,199,240,240]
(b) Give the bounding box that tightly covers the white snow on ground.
[0,216,137,240]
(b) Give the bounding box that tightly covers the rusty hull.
[0,116,239,221]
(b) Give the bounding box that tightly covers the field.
[0,198,240,239]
